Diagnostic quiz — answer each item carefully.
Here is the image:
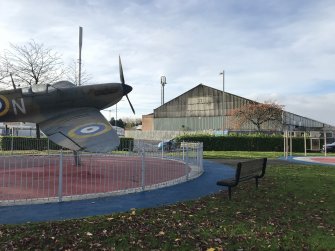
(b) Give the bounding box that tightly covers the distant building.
[0,122,42,137]
[142,84,334,133]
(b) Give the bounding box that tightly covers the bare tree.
[0,58,14,89]
[0,40,64,88]
[0,40,65,138]
[65,60,91,86]
[231,101,284,132]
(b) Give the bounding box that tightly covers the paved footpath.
[0,160,234,225]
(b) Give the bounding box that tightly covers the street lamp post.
[219,70,225,131]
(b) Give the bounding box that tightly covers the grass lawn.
[0,153,335,250]
[203,150,335,159]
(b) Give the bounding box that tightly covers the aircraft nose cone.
[123,84,132,95]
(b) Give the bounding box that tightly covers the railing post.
[185,144,189,180]
[10,136,14,155]
[141,148,145,190]
[201,142,203,171]
[58,150,63,202]
[182,141,185,161]
[47,138,50,156]
[128,140,132,156]
[161,139,164,159]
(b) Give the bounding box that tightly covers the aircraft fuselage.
[0,82,128,124]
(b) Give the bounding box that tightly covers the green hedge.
[175,134,305,152]
[0,136,134,152]
[0,136,61,151]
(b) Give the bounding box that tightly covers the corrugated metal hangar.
[142,84,334,133]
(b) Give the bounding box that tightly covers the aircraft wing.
[40,108,120,152]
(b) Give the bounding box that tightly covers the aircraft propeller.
[119,56,135,114]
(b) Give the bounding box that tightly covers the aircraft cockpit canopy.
[21,81,75,95]
[22,84,52,95]
[52,81,76,89]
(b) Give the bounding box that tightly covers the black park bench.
[216,158,267,199]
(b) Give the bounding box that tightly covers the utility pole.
[78,26,83,86]
[219,70,225,131]
[161,76,166,105]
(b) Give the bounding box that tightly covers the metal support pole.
[324,131,327,157]
[141,148,145,190]
[304,132,307,156]
[58,151,63,202]
[161,76,166,105]
[200,142,203,171]
[78,26,83,86]
[115,103,118,127]
[47,138,50,156]
[182,141,185,161]
[286,131,288,158]
[283,131,286,158]
[185,145,189,180]
[161,139,164,159]
[11,135,14,155]
[220,70,225,130]
[290,131,293,156]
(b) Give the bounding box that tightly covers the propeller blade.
[118,56,135,114]
[119,55,125,85]
[126,94,135,114]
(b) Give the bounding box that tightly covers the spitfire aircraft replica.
[0,57,134,153]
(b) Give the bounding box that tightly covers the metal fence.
[0,139,203,206]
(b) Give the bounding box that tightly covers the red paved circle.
[0,154,190,202]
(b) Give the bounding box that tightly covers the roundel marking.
[68,123,111,139]
[0,95,10,117]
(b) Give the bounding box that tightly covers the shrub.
[175,134,305,152]
[0,136,134,152]
[0,136,61,151]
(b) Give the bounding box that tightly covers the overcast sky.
[1,0,335,125]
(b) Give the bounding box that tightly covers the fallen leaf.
[156,231,165,236]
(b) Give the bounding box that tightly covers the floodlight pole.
[78,26,83,86]
[161,76,166,105]
[219,70,225,130]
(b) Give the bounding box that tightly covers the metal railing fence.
[0,139,203,206]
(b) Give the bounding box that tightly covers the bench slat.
[217,158,267,199]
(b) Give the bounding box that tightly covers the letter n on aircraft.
[12,98,26,115]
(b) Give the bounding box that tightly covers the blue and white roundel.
[75,125,104,135]
[0,95,10,117]
[69,123,111,139]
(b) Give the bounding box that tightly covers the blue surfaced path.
[0,160,234,225]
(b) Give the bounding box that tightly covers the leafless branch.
[0,40,65,88]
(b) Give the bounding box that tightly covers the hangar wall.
[143,84,334,132]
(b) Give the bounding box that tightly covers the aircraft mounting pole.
[78,26,83,86]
